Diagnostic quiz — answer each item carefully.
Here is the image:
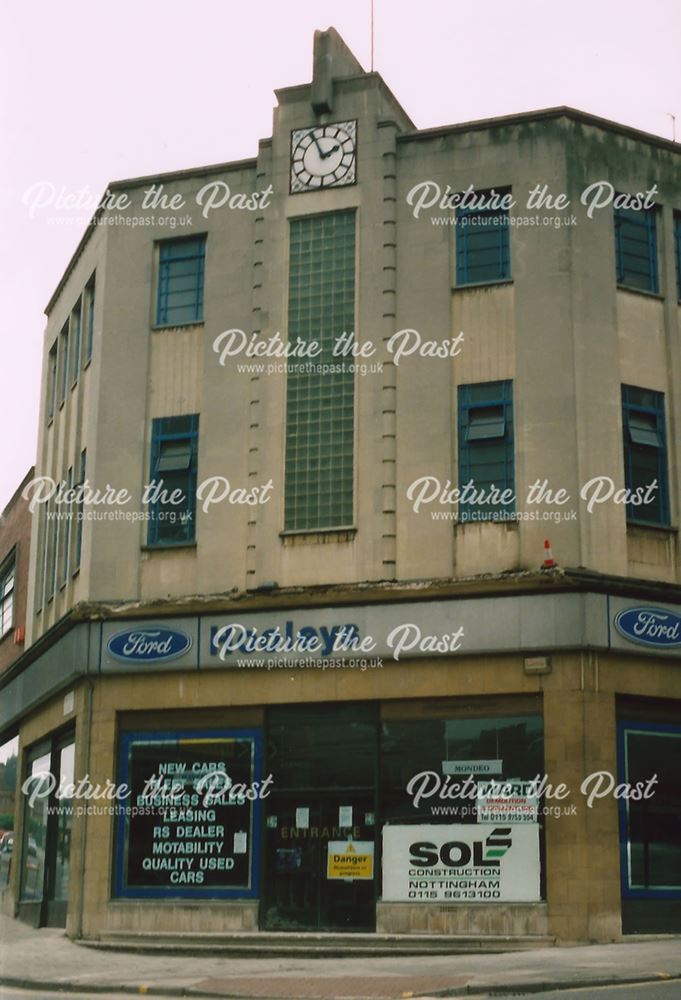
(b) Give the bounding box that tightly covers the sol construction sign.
[382,824,540,902]
[326,840,374,879]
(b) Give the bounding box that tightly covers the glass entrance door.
[263,702,378,931]
[263,791,376,930]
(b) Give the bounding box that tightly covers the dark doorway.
[262,702,377,931]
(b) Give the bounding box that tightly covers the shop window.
[615,202,659,293]
[147,415,199,546]
[456,191,511,285]
[19,748,51,902]
[379,699,544,906]
[18,733,75,927]
[622,385,670,526]
[52,743,74,904]
[114,729,262,899]
[156,236,206,326]
[0,736,18,888]
[618,722,681,895]
[458,380,515,519]
[380,704,543,825]
[284,210,356,531]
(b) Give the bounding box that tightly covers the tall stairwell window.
[622,385,670,526]
[284,211,356,531]
[147,415,199,545]
[458,380,515,520]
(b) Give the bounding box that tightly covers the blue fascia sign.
[613,607,681,649]
[107,627,193,663]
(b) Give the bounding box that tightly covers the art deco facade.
[1,29,680,944]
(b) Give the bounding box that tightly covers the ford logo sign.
[107,627,192,663]
[614,606,681,648]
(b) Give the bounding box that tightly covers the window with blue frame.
[615,202,659,293]
[458,381,515,519]
[675,213,681,301]
[156,236,206,326]
[115,729,262,900]
[147,415,199,545]
[456,192,511,285]
[617,721,681,898]
[621,385,670,526]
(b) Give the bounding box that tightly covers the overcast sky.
[1,0,680,510]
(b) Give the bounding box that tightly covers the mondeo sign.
[613,607,681,649]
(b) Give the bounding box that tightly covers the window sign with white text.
[115,729,263,899]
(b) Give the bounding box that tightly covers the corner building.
[2,29,681,944]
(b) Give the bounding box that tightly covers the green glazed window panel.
[285,212,356,531]
[458,381,515,518]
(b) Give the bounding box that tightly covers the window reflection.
[380,714,544,824]
[624,729,681,890]
[0,736,19,887]
[20,751,51,901]
[53,743,75,901]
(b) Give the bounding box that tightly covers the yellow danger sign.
[326,840,374,879]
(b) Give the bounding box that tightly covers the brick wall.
[0,469,34,675]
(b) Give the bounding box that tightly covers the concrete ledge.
[81,929,556,957]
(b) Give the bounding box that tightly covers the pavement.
[0,915,680,999]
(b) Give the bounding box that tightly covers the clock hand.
[320,143,341,159]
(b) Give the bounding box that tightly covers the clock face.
[290,120,357,193]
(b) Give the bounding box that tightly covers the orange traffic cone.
[542,539,556,568]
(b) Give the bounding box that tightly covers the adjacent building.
[1,29,680,943]
[0,467,34,897]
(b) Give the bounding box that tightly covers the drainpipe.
[76,678,93,940]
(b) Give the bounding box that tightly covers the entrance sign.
[382,824,540,902]
[115,729,262,899]
[327,841,374,879]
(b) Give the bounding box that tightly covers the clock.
[290,120,357,193]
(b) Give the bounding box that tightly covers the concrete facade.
[3,29,681,944]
